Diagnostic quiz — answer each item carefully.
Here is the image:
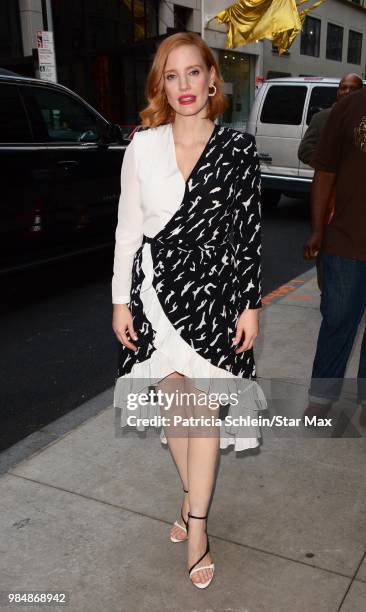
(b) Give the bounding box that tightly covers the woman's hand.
[112,303,138,351]
[232,308,260,353]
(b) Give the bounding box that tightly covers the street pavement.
[0,267,365,612]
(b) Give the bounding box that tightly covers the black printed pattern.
[117,125,262,380]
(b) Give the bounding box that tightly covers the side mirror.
[107,123,129,144]
[97,123,125,145]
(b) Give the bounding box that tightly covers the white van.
[246,77,351,207]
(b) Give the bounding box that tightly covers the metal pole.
[43,0,58,81]
[41,0,48,29]
[45,0,54,32]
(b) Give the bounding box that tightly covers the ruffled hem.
[113,243,268,452]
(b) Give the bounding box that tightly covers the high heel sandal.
[187,512,215,589]
[170,488,189,543]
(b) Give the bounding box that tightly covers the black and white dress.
[112,122,267,451]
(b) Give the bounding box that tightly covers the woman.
[112,32,266,589]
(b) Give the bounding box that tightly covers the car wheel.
[262,189,282,209]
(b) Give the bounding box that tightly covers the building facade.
[263,0,366,79]
[2,1,365,128]
[0,0,262,128]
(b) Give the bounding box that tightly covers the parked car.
[0,73,128,273]
[247,76,365,208]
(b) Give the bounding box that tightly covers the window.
[300,16,321,57]
[306,86,338,125]
[0,83,32,143]
[260,86,307,125]
[0,0,23,57]
[326,23,343,61]
[271,43,290,56]
[174,5,192,31]
[24,86,101,143]
[348,30,362,65]
[219,49,253,127]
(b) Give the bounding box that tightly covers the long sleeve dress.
[112,123,267,452]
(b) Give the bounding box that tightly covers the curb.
[0,388,113,475]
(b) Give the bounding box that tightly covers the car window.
[25,86,101,143]
[306,86,338,124]
[260,85,307,125]
[0,83,32,143]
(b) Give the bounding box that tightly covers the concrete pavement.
[0,268,365,612]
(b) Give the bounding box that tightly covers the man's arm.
[298,114,321,166]
[303,102,344,259]
[303,170,336,259]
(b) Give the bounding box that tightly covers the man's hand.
[303,231,323,260]
[232,308,260,353]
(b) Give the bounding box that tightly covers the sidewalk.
[1,269,365,612]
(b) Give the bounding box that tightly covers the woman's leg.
[185,377,220,584]
[155,372,189,540]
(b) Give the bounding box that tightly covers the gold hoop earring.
[208,84,217,97]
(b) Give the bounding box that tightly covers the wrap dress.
[112,122,267,452]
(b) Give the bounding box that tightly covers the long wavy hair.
[139,32,228,127]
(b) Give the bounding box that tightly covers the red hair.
[139,32,228,127]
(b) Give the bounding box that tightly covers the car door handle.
[259,153,272,163]
[57,160,79,170]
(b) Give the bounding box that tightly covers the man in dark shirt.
[298,73,363,166]
[303,87,366,426]
[300,74,363,290]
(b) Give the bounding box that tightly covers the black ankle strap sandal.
[187,513,215,589]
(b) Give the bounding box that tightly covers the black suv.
[0,73,127,273]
